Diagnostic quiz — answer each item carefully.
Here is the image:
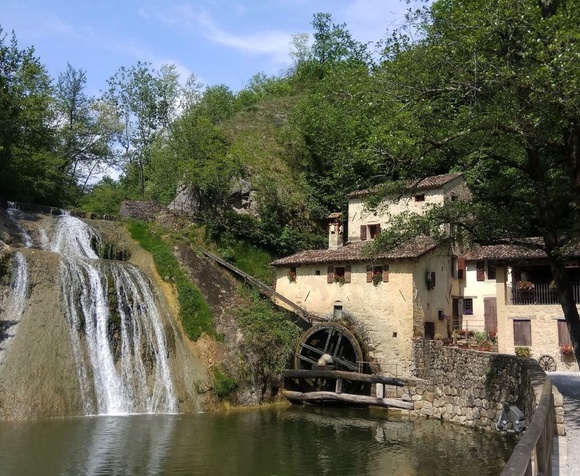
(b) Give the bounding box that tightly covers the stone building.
[272,173,467,377]
[272,173,580,376]
[461,243,580,372]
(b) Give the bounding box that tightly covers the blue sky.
[2,0,414,95]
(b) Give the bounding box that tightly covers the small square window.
[414,194,425,202]
[288,267,297,282]
[335,266,345,278]
[315,270,321,276]
[368,224,381,239]
[463,298,473,315]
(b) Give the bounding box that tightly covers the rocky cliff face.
[0,207,212,419]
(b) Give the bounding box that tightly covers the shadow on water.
[0,406,514,476]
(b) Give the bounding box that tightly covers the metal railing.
[511,282,580,305]
[501,376,554,476]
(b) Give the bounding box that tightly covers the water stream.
[0,252,28,363]
[45,214,178,415]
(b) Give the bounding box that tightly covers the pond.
[0,405,514,476]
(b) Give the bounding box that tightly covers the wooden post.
[376,383,384,399]
[336,378,343,394]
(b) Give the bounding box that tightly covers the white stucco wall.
[460,263,499,332]
[347,177,469,243]
[273,251,455,377]
[494,266,579,372]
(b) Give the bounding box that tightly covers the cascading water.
[0,252,29,362]
[46,214,178,415]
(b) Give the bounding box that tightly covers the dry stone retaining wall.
[399,341,564,435]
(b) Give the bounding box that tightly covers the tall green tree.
[372,0,580,364]
[105,62,180,198]
[0,27,64,205]
[54,63,119,201]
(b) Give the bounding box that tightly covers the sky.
[2,0,416,95]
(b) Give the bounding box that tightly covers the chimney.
[328,212,344,250]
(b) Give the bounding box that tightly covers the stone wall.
[399,341,564,435]
[119,201,166,221]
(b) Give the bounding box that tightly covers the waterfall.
[7,208,33,248]
[46,215,178,415]
[0,252,29,362]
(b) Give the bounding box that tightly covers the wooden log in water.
[281,390,414,410]
[282,369,408,387]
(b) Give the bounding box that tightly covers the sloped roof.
[462,239,580,261]
[271,236,437,267]
[349,173,463,199]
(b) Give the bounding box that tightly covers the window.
[367,264,389,284]
[327,265,351,284]
[333,304,343,320]
[368,224,381,239]
[457,257,466,279]
[487,263,496,280]
[425,271,436,290]
[414,194,425,202]
[476,261,485,281]
[360,224,381,241]
[558,320,571,346]
[513,320,532,346]
[463,298,473,315]
[451,257,457,279]
[288,267,297,282]
[315,270,321,276]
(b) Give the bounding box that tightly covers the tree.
[105,62,180,198]
[371,0,580,365]
[53,63,118,201]
[0,27,65,205]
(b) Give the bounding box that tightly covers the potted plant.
[560,344,574,356]
[371,271,382,286]
[515,346,532,358]
[334,275,345,286]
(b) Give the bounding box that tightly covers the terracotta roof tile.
[350,173,463,198]
[461,239,580,261]
[271,236,437,266]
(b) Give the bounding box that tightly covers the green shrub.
[237,289,300,376]
[515,346,531,358]
[128,220,214,341]
[212,368,238,399]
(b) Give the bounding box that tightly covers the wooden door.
[484,297,497,332]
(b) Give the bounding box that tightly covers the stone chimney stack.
[328,212,344,250]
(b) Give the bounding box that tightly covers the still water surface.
[0,405,514,476]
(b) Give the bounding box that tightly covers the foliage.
[369,0,580,365]
[105,62,181,198]
[212,368,238,399]
[78,177,125,215]
[560,344,574,356]
[237,289,300,378]
[128,220,215,340]
[514,346,532,358]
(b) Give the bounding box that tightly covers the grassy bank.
[128,220,215,341]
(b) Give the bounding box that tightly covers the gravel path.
[550,372,580,476]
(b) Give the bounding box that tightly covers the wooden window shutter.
[327,265,334,284]
[513,320,531,346]
[366,265,373,283]
[476,261,485,281]
[457,257,466,279]
[360,225,367,241]
[345,266,352,283]
[377,224,381,236]
[382,264,389,283]
[431,271,436,288]
[558,320,572,346]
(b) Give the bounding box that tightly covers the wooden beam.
[282,390,414,410]
[282,369,408,387]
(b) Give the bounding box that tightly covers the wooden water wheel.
[289,323,369,397]
[294,322,365,372]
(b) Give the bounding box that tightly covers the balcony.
[510,282,580,305]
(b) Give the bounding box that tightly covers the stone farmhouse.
[272,173,579,376]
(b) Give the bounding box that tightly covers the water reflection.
[0,407,513,476]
